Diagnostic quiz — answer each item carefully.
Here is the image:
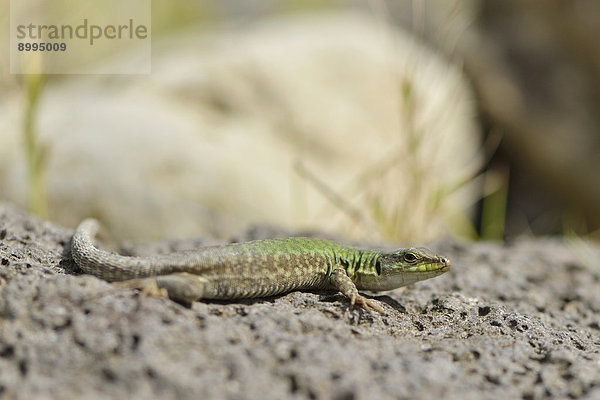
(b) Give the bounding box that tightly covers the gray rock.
[0,203,599,399]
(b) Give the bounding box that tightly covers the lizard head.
[356,247,450,291]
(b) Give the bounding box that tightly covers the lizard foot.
[351,294,385,314]
[112,278,169,300]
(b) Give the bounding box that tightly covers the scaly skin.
[71,219,451,313]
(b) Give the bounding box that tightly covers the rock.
[1,203,599,399]
[0,12,481,243]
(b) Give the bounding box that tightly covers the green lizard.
[71,218,450,313]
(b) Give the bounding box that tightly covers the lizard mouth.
[406,255,451,273]
[407,262,450,273]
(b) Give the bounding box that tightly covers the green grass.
[23,74,48,218]
[480,167,509,241]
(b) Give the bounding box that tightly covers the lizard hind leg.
[113,273,208,304]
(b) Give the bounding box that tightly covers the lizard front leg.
[113,272,208,304]
[329,269,385,314]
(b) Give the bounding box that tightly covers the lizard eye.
[403,252,417,263]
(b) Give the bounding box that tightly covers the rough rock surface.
[0,203,599,400]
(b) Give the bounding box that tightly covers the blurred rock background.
[0,0,598,244]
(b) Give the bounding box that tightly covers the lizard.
[71,218,451,313]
